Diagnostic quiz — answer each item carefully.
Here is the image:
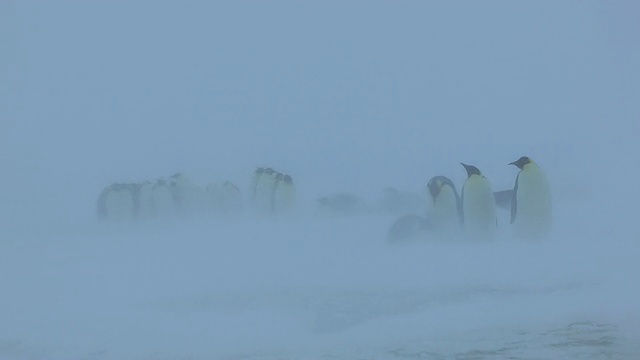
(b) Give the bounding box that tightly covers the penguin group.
[97,173,242,222]
[250,167,296,215]
[388,156,552,242]
[97,158,550,241]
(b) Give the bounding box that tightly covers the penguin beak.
[508,161,517,166]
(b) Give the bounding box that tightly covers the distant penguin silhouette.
[272,174,296,214]
[509,156,552,239]
[170,173,205,215]
[460,163,497,239]
[217,181,243,213]
[254,167,277,213]
[101,183,135,222]
[427,175,462,237]
[251,167,265,203]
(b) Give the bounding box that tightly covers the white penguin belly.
[431,186,461,236]
[462,176,497,238]
[513,167,552,239]
[255,175,276,213]
[273,183,296,214]
[218,182,243,213]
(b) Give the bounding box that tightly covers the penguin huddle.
[390,156,552,242]
[97,159,549,241]
[251,167,296,215]
[97,173,243,222]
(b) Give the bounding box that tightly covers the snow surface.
[2,1,640,359]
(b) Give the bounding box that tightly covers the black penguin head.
[275,173,284,180]
[255,167,265,174]
[428,176,457,201]
[264,168,275,175]
[283,174,293,184]
[427,177,443,200]
[461,163,481,177]
[509,156,532,170]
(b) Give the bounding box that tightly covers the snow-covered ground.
[1,191,639,359]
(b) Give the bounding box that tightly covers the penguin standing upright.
[250,167,265,204]
[217,181,243,214]
[270,173,285,213]
[460,163,497,239]
[509,156,552,239]
[272,173,296,214]
[427,175,462,238]
[254,167,277,213]
[170,173,205,216]
[103,183,136,222]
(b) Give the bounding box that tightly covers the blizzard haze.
[1,1,640,359]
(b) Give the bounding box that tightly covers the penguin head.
[509,156,532,170]
[283,174,293,184]
[428,176,455,201]
[275,173,284,181]
[264,168,275,175]
[255,167,265,174]
[460,163,481,177]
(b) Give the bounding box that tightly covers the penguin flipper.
[510,174,519,224]
[460,185,465,226]
[494,189,514,210]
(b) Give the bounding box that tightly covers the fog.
[1,1,639,359]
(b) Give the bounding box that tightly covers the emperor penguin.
[170,173,205,215]
[272,173,296,214]
[460,163,497,239]
[426,175,462,237]
[509,156,552,239]
[102,183,136,222]
[217,181,243,213]
[250,167,265,203]
[254,167,277,213]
